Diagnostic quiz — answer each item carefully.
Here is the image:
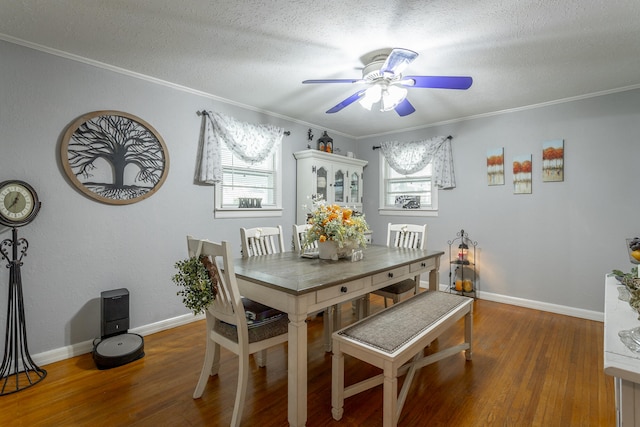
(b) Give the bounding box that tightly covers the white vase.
[318,240,339,260]
[318,240,358,260]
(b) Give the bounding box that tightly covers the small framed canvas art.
[542,139,564,182]
[513,155,532,194]
[487,148,505,186]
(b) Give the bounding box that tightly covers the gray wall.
[358,90,640,316]
[1,38,638,362]
[0,40,356,360]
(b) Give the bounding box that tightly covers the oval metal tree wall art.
[61,111,169,205]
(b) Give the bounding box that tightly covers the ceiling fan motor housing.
[362,58,398,82]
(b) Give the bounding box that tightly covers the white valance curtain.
[379,135,456,189]
[195,111,285,184]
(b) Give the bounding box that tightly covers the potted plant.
[172,256,217,315]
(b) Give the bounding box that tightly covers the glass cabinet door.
[334,169,344,203]
[316,166,328,202]
[350,172,359,204]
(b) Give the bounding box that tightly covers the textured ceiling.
[1,0,640,138]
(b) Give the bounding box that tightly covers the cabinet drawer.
[372,266,410,287]
[410,259,435,274]
[316,278,365,303]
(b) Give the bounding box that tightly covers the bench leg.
[383,367,398,427]
[464,306,473,361]
[254,349,268,367]
[331,342,345,421]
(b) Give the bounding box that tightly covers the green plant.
[172,256,216,315]
[613,266,638,282]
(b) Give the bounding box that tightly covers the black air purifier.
[93,288,144,370]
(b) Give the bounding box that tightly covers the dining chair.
[188,236,288,427]
[293,223,318,253]
[240,225,285,258]
[372,223,428,307]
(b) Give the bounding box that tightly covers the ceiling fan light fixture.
[359,85,382,110]
[359,84,407,112]
[381,85,408,111]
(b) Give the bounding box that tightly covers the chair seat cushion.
[378,278,416,295]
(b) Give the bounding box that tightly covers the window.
[214,143,282,218]
[379,153,438,217]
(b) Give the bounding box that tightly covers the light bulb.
[381,85,408,111]
[359,85,382,110]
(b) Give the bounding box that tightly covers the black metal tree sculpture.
[0,180,45,395]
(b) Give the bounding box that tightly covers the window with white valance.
[195,111,284,218]
[378,135,455,217]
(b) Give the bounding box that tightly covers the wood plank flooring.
[0,296,615,426]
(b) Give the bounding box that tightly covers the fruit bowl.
[626,238,640,264]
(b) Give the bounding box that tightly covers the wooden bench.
[331,291,473,427]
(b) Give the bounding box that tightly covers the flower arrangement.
[303,200,370,250]
[172,256,217,315]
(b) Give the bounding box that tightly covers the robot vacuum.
[93,333,145,370]
[92,288,145,369]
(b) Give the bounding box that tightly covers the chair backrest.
[386,223,427,250]
[240,225,285,258]
[293,224,318,252]
[186,236,247,331]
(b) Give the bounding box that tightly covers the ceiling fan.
[302,48,473,117]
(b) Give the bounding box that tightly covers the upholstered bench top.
[337,291,471,354]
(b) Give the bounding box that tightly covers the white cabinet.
[294,150,368,225]
[604,274,640,426]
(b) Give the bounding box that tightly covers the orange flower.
[342,208,352,220]
[319,235,327,242]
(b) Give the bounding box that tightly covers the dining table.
[234,244,444,427]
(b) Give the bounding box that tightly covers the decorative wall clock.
[0,180,41,227]
[61,111,169,205]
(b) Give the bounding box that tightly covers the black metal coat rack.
[0,227,46,395]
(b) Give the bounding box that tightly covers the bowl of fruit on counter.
[628,237,640,264]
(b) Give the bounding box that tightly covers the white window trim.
[214,144,283,219]
[378,152,439,217]
[214,206,282,219]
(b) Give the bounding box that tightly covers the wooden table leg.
[288,310,308,427]
[429,256,440,292]
[429,268,438,292]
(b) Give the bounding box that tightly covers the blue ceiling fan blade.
[326,89,368,113]
[303,79,364,84]
[401,76,473,89]
[394,98,416,117]
[380,48,418,75]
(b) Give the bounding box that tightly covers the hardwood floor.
[0,296,615,426]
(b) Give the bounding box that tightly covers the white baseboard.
[433,283,603,322]
[32,312,204,367]
[34,284,604,366]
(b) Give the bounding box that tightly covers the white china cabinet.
[294,150,368,225]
